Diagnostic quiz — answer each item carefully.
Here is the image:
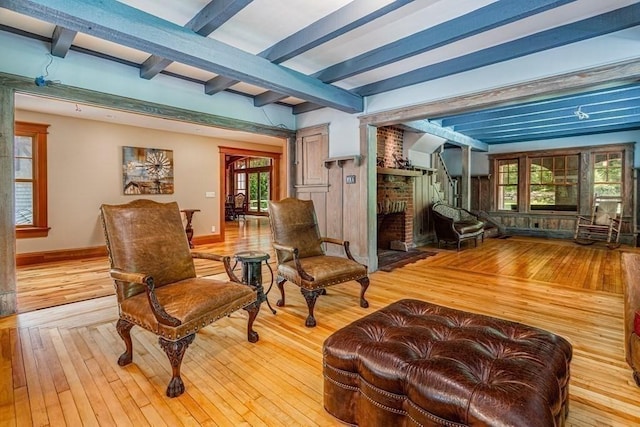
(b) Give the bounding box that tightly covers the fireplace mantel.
[377,167,433,177]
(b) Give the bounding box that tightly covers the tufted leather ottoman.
[323,299,572,426]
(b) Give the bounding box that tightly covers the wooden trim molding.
[359,58,640,127]
[16,246,108,266]
[16,233,224,266]
[192,234,224,246]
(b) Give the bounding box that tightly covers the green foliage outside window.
[529,155,578,211]
[593,152,622,197]
[498,159,518,210]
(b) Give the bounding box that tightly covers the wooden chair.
[574,195,623,248]
[100,199,260,397]
[233,193,247,220]
[267,198,369,327]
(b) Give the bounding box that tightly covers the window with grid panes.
[529,155,578,211]
[497,159,518,211]
[593,152,622,197]
[14,121,50,238]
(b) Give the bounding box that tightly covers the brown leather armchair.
[100,199,260,397]
[268,198,369,327]
[432,201,485,250]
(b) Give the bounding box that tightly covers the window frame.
[592,151,623,197]
[15,121,49,238]
[497,158,518,211]
[528,154,579,212]
[489,143,632,216]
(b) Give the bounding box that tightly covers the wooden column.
[0,86,16,316]
[461,145,471,210]
[362,123,378,272]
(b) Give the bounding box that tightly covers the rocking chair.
[574,195,623,248]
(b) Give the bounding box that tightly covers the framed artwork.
[122,146,174,194]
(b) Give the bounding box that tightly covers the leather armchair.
[268,198,369,327]
[100,199,260,397]
[432,202,485,250]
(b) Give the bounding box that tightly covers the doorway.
[248,170,270,214]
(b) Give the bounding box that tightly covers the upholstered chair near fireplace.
[432,202,485,251]
[268,198,370,327]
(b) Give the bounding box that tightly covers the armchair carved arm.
[109,268,181,327]
[271,242,315,281]
[191,252,241,283]
[321,237,359,263]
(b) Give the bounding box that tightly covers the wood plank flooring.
[4,217,640,426]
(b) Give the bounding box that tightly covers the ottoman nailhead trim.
[323,374,360,392]
[324,363,359,379]
[406,399,466,427]
[360,387,407,416]
[360,377,405,401]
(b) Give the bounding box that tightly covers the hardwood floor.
[5,218,640,426]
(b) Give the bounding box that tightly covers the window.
[14,121,49,238]
[529,155,578,211]
[593,152,622,197]
[235,171,246,195]
[497,159,518,211]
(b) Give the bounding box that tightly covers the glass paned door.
[248,171,270,214]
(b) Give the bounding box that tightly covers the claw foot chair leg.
[244,303,260,343]
[116,319,134,366]
[301,288,321,327]
[276,277,287,307]
[159,334,195,398]
[634,371,640,387]
[357,277,370,308]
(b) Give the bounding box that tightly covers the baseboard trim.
[17,246,108,266]
[192,234,224,245]
[16,234,225,266]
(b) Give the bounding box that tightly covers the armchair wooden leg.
[357,277,369,308]
[243,302,260,343]
[116,318,134,366]
[301,288,322,327]
[276,277,287,307]
[159,334,195,398]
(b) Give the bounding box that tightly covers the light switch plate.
[205,191,216,198]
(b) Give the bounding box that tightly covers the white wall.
[404,132,446,168]
[15,110,283,254]
[295,109,360,157]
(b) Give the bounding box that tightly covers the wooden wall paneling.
[325,165,344,256]
[311,191,327,239]
[340,160,360,259]
[412,173,433,246]
[303,133,326,185]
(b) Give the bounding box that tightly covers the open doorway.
[219,146,282,238]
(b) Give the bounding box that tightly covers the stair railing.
[432,150,458,206]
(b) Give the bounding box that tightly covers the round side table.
[234,251,276,314]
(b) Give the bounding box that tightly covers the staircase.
[431,149,458,206]
[431,147,503,238]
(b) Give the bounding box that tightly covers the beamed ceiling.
[1,0,640,145]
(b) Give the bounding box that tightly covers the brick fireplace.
[376,126,416,251]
